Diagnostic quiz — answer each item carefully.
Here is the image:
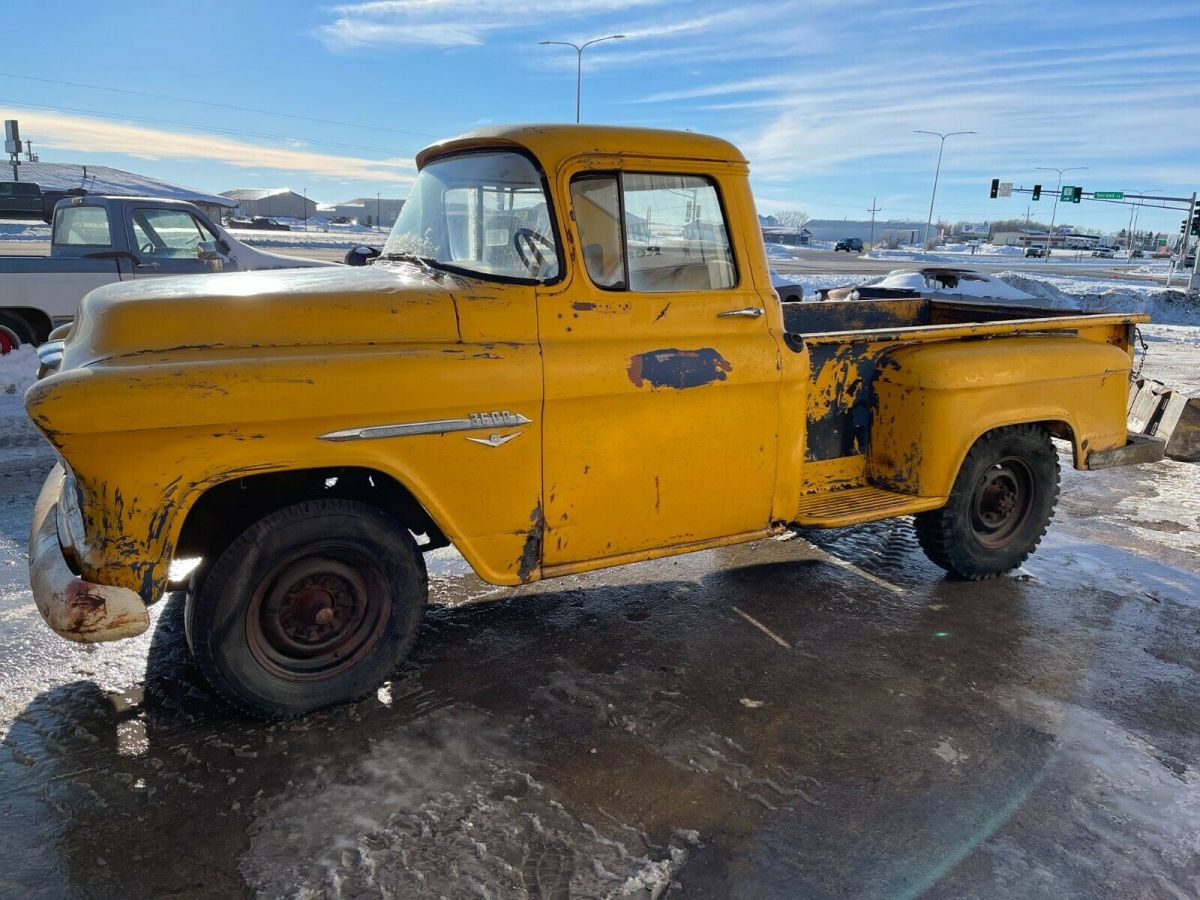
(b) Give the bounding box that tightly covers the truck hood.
[59,262,462,368]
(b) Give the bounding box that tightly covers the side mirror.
[344,245,382,267]
[197,240,226,272]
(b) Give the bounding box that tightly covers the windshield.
[384,151,559,282]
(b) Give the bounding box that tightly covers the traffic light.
[1192,210,1200,236]
[1183,219,1189,235]
[1032,184,1041,201]
[990,178,999,199]
[1071,186,1082,203]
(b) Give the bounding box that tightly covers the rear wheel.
[0,311,36,347]
[186,499,427,717]
[914,424,1059,579]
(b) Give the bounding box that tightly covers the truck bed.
[783,298,1147,523]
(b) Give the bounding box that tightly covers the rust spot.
[573,301,597,311]
[627,348,732,390]
[516,502,544,583]
[65,581,106,614]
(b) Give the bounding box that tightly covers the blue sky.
[2,0,1197,234]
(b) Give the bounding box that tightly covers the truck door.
[126,206,218,276]
[538,163,782,569]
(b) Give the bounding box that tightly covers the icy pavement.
[0,325,1198,897]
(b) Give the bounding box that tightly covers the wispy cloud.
[317,0,666,49]
[3,108,416,184]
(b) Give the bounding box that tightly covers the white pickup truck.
[0,195,331,345]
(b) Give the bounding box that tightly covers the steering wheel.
[513,228,553,274]
[140,241,156,255]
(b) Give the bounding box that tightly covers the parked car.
[1024,246,1046,258]
[769,268,803,303]
[764,242,794,261]
[834,238,863,252]
[0,196,333,346]
[1092,247,1115,258]
[25,124,1153,717]
[0,181,44,219]
[227,216,292,231]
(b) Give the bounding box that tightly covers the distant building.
[14,161,235,221]
[220,188,317,220]
[325,197,406,228]
[804,218,927,244]
[760,225,811,246]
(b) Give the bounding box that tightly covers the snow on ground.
[0,347,38,414]
[0,222,50,242]
[866,245,1170,268]
[785,269,1200,328]
[995,273,1200,326]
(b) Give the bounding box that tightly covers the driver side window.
[131,209,206,258]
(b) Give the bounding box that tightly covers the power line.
[0,98,419,158]
[0,71,436,139]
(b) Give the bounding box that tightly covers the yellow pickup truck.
[25,125,1157,717]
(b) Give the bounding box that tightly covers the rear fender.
[868,337,1131,496]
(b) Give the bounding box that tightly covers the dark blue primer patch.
[627,348,733,390]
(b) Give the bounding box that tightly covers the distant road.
[0,239,1171,283]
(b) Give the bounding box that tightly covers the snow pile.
[0,222,51,242]
[872,270,1038,302]
[0,346,38,414]
[996,272,1200,326]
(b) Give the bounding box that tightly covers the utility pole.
[538,35,625,122]
[867,197,881,249]
[303,188,308,231]
[377,192,381,231]
[914,130,975,251]
[1036,165,1087,259]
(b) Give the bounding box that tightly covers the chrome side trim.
[319,411,532,443]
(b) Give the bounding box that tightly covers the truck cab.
[25,125,1152,717]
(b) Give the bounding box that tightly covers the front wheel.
[914,424,1059,579]
[186,499,427,717]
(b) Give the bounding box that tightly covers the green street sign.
[1060,186,1075,201]
[1094,191,1124,200]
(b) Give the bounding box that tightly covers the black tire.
[0,311,36,346]
[914,424,1059,580]
[186,499,427,718]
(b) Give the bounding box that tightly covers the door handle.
[717,306,764,319]
[136,261,160,269]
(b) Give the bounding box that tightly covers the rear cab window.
[53,206,113,248]
[569,171,737,292]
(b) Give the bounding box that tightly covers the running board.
[792,485,944,528]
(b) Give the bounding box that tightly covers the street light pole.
[1035,166,1087,258]
[1125,189,1158,257]
[538,34,625,123]
[914,130,975,251]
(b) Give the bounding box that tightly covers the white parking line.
[732,606,792,649]
[798,539,907,596]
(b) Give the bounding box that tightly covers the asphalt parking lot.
[1,333,1198,898]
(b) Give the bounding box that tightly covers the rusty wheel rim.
[970,457,1035,549]
[246,546,389,681]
